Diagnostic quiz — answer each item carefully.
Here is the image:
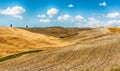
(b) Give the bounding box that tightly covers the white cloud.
[37,14,46,18]
[99,2,107,7]
[76,17,120,28]
[39,19,51,23]
[63,14,71,20]
[47,8,59,18]
[76,18,104,27]
[106,12,120,18]
[57,14,84,22]
[75,15,84,21]
[0,6,25,19]
[106,20,120,25]
[57,16,63,21]
[86,18,102,27]
[68,4,74,8]
[57,14,71,21]
[87,18,96,21]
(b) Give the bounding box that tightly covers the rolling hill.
[22,27,92,38]
[0,27,71,57]
[0,27,120,71]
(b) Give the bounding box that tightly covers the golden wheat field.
[0,27,120,71]
[0,27,71,57]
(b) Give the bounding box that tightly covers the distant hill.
[22,27,92,38]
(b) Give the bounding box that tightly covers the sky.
[0,0,120,27]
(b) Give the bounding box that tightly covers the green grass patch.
[0,50,43,62]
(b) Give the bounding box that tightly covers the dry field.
[0,27,71,57]
[0,27,120,71]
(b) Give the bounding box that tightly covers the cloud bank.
[37,8,120,27]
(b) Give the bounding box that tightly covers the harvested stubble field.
[0,27,120,71]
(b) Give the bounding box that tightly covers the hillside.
[0,27,71,57]
[22,27,92,38]
[0,27,120,71]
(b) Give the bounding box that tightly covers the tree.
[26,25,28,28]
[10,24,12,27]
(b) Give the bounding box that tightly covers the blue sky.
[0,0,120,27]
